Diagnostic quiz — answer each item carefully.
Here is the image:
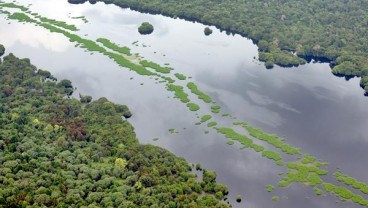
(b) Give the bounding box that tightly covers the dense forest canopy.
[68,0,368,94]
[0,48,230,207]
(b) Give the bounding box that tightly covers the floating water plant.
[266,185,275,192]
[207,121,217,127]
[187,103,200,111]
[211,105,221,113]
[167,84,190,103]
[175,73,186,80]
[187,82,212,103]
[97,38,131,55]
[140,60,172,74]
[200,115,212,123]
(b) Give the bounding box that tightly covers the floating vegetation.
[227,140,234,145]
[334,172,368,195]
[323,183,368,206]
[211,105,221,113]
[314,188,324,195]
[266,185,275,192]
[97,38,131,55]
[200,115,212,123]
[207,121,217,127]
[187,82,212,103]
[71,15,88,23]
[222,113,230,117]
[175,73,186,80]
[234,122,300,155]
[272,196,279,201]
[140,60,172,74]
[169,128,176,134]
[261,150,282,163]
[187,103,200,111]
[167,84,190,103]
[152,137,159,141]
[8,12,36,23]
[38,16,78,31]
[0,2,28,12]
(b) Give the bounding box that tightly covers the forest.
[0,44,230,207]
[67,0,368,94]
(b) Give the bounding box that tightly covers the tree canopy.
[0,49,230,207]
[138,22,154,35]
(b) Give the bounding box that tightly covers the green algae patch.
[334,172,368,195]
[211,105,221,113]
[322,183,368,206]
[0,3,28,12]
[272,196,279,201]
[187,103,200,111]
[103,51,154,76]
[174,73,186,80]
[234,122,300,155]
[8,12,36,23]
[152,137,159,141]
[167,84,190,103]
[207,121,217,127]
[200,115,212,123]
[38,16,78,31]
[216,127,265,154]
[97,38,131,55]
[266,185,275,192]
[187,82,212,103]
[279,162,327,188]
[169,128,176,134]
[227,140,235,145]
[314,188,324,196]
[140,60,172,74]
[261,150,282,162]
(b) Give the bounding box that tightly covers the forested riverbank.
[0,46,230,207]
[67,0,368,94]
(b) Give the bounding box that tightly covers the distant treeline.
[0,44,230,207]
[68,0,368,94]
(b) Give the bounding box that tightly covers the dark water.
[1,0,368,207]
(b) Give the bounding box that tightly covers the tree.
[204,27,213,36]
[138,22,154,35]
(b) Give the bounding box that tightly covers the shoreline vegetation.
[1,2,368,206]
[0,49,230,207]
[67,0,368,95]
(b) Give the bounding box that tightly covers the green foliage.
[138,22,154,35]
[0,52,230,207]
[140,60,172,74]
[261,150,282,162]
[187,82,212,103]
[96,38,131,55]
[272,196,279,201]
[207,121,217,127]
[200,114,212,123]
[234,122,300,155]
[0,44,4,57]
[334,172,368,195]
[38,16,78,31]
[174,73,186,80]
[204,27,212,36]
[167,84,190,103]
[226,140,234,145]
[211,105,221,113]
[187,102,200,111]
[266,185,274,192]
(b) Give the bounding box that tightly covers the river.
[1,0,368,207]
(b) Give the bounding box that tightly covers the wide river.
[1,0,368,207]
